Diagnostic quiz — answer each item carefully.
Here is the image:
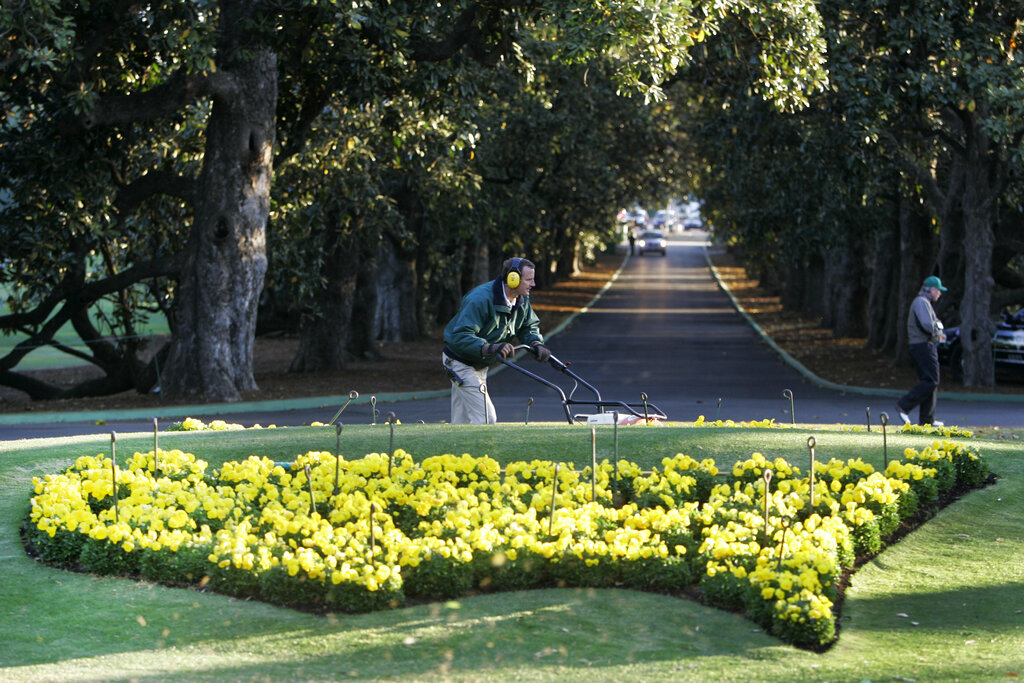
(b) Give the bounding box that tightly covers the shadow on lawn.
[842,580,1024,632]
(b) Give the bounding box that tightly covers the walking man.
[442,257,551,424]
[897,275,948,426]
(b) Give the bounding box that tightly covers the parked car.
[937,308,1024,381]
[682,218,703,231]
[636,230,667,256]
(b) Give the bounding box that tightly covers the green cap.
[923,276,947,292]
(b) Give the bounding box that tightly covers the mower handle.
[509,343,565,368]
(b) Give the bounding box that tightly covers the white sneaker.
[897,406,911,425]
[932,420,944,427]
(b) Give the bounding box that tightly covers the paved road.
[3,234,1022,440]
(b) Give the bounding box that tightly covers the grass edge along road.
[2,423,1023,682]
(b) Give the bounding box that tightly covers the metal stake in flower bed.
[879,412,890,467]
[715,397,722,420]
[775,517,792,570]
[370,396,378,424]
[590,428,597,503]
[525,397,534,425]
[865,407,871,432]
[328,390,360,426]
[304,464,316,517]
[110,432,118,522]
[807,436,817,509]
[612,411,620,501]
[153,417,159,474]
[369,503,377,559]
[386,412,396,477]
[762,468,773,545]
[783,389,795,424]
[334,424,343,495]
[548,462,560,537]
[641,392,650,423]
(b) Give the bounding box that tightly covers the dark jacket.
[443,278,543,367]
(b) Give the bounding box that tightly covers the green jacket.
[443,278,543,367]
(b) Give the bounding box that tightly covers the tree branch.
[0,255,182,374]
[80,69,235,130]
[407,5,482,62]
[114,170,196,216]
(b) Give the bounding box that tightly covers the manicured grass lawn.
[2,423,1023,681]
[0,287,169,371]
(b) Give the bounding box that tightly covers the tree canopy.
[1,0,829,402]
[688,0,1024,387]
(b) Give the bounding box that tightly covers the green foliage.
[1,0,829,398]
[690,0,1024,358]
[402,553,475,601]
[700,567,749,611]
[138,542,211,586]
[78,536,141,576]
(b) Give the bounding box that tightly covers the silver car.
[637,230,667,256]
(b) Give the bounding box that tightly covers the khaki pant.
[442,353,496,424]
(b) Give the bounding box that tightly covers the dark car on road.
[636,230,667,256]
[938,308,1024,381]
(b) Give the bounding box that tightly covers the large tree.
[0,0,829,401]
[684,0,1024,388]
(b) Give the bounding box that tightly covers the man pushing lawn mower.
[442,257,552,424]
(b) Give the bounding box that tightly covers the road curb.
[702,244,1024,404]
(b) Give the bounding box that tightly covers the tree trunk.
[895,195,937,365]
[798,256,826,321]
[348,242,382,360]
[161,50,277,402]
[825,239,868,337]
[288,225,360,372]
[958,127,999,388]
[374,231,420,342]
[867,216,899,352]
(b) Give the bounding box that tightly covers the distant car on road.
[937,308,1024,381]
[682,218,703,230]
[637,230,667,256]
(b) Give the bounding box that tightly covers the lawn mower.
[498,345,667,425]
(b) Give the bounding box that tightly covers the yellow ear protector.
[505,258,523,289]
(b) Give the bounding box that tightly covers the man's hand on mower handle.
[483,342,515,359]
[529,341,552,362]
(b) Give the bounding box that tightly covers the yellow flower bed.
[25,440,989,648]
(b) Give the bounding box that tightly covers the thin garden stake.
[328,390,359,425]
[880,412,890,467]
[775,517,792,570]
[715,397,722,420]
[385,412,396,476]
[612,411,620,500]
[370,396,378,424]
[304,464,316,516]
[783,389,795,424]
[641,392,650,423]
[369,503,376,559]
[548,463,560,537]
[590,428,597,503]
[762,469,773,544]
[110,432,118,522]
[153,417,159,474]
[807,436,817,509]
[525,397,534,425]
[865,406,872,432]
[334,423,343,495]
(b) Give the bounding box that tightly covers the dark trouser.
[899,342,939,425]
